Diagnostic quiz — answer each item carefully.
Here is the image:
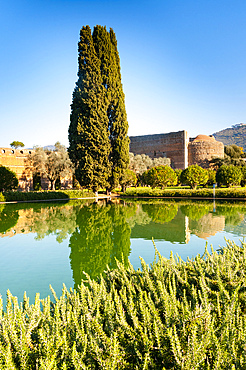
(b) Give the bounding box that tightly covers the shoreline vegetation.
[1,186,246,203]
[119,186,246,199]
[1,240,246,368]
[0,189,95,203]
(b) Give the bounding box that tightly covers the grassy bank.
[1,241,246,368]
[0,189,95,203]
[120,186,246,199]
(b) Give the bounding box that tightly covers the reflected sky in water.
[1,198,246,306]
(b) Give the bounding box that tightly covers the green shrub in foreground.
[1,241,246,368]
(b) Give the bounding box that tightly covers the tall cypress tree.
[93,26,129,190]
[68,26,110,191]
[69,25,129,191]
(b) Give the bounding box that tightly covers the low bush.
[120,186,246,199]
[1,241,246,368]
[0,192,5,202]
[2,189,95,202]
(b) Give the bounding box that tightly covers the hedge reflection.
[0,204,19,234]
[180,203,212,221]
[69,202,136,287]
[142,203,178,224]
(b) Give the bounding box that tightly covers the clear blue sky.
[1,0,246,148]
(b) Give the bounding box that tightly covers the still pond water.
[1,198,246,306]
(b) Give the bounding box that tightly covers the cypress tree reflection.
[69,202,134,287]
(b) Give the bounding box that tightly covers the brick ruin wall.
[0,148,33,190]
[0,148,73,191]
[129,130,189,169]
[130,131,224,169]
[188,140,224,168]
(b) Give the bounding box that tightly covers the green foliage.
[206,168,216,186]
[69,203,132,285]
[32,173,41,191]
[69,26,111,192]
[225,144,243,159]
[0,192,5,202]
[121,186,246,199]
[145,165,177,188]
[241,166,246,186]
[28,142,74,190]
[174,168,182,185]
[1,241,246,368]
[2,189,94,202]
[216,164,242,187]
[129,153,171,175]
[211,144,246,168]
[181,165,208,189]
[95,26,129,189]
[10,141,24,149]
[180,203,211,220]
[0,166,18,192]
[69,25,129,191]
[120,169,137,191]
[0,204,19,233]
[143,203,178,223]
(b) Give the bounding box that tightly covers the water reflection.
[0,204,19,234]
[69,202,135,286]
[1,199,246,245]
[1,199,246,304]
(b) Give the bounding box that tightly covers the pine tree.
[68,26,111,191]
[69,25,129,192]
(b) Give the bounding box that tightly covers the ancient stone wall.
[0,148,33,190]
[0,147,73,190]
[188,135,224,168]
[129,130,189,169]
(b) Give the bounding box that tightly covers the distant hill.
[213,123,246,151]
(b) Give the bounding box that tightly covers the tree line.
[125,144,246,190]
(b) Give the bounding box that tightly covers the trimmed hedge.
[1,241,246,368]
[120,186,246,199]
[0,189,95,203]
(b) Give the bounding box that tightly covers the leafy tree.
[146,165,177,189]
[174,169,182,185]
[69,25,129,192]
[210,144,246,169]
[0,166,18,192]
[129,152,171,175]
[181,165,208,189]
[225,144,243,159]
[120,169,137,191]
[10,141,24,149]
[206,169,216,186]
[33,174,41,191]
[216,165,242,187]
[28,142,74,190]
[241,166,246,186]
